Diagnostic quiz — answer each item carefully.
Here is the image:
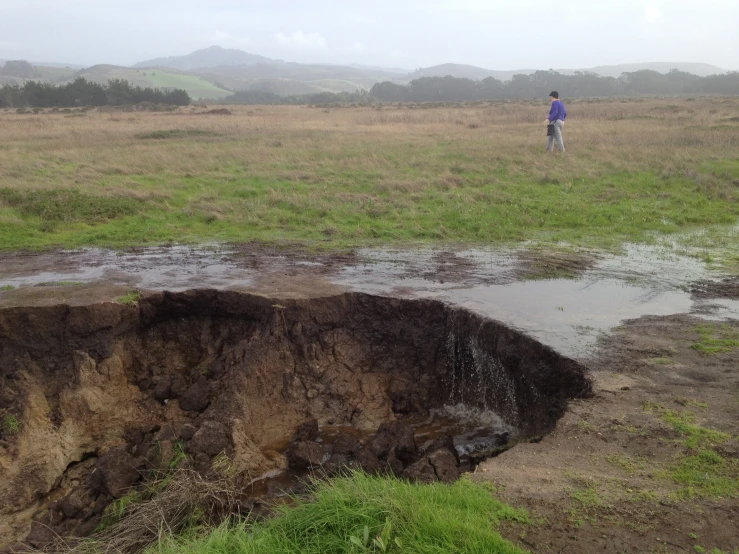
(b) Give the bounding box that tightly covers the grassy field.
[0,97,738,262]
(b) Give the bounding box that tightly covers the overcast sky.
[1,0,737,70]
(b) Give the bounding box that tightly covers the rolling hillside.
[77,65,231,99]
[134,45,275,70]
[2,48,731,101]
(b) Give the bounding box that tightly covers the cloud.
[0,40,23,54]
[349,41,367,52]
[643,5,664,23]
[206,29,250,48]
[209,30,232,42]
[274,30,327,49]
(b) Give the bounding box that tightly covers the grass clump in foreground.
[691,324,739,355]
[642,403,739,499]
[670,450,739,499]
[149,471,528,554]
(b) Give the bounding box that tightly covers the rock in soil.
[89,447,142,499]
[286,441,329,469]
[188,421,230,457]
[178,375,211,412]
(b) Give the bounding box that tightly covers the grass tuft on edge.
[148,471,529,554]
[117,290,142,306]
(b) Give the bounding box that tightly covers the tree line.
[220,69,739,105]
[0,77,190,108]
[368,69,739,102]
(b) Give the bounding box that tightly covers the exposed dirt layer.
[481,314,739,554]
[692,276,739,300]
[0,291,590,550]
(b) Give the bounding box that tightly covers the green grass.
[2,413,21,434]
[144,71,232,100]
[605,454,646,475]
[643,403,731,450]
[0,284,14,292]
[135,129,223,140]
[0,188,143,236]
[117,290,141,305]
[642,403,739,499]
[2,161,739,252]
[76,67,231,100]
[692,324,739,355]
[148,472,529,554]
[98,490,145,530]
[669,450,739,499]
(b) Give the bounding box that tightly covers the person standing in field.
[545,91,566,152]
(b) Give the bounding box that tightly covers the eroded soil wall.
[0,291,590,547]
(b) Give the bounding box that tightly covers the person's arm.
[547,102,558,123]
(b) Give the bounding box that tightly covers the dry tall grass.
[1,98,737,193]
[50,471,241,554]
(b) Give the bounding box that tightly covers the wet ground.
[1,243,737,360]
[2,244,738,553]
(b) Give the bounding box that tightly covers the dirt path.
[482,314,739,553]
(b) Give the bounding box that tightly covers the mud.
[691,276,739,300]
[0,290,590,549]
[2,243,737,359]
[484,314,739,553]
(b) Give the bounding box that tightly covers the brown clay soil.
[481,314,739,554]
[0,291,590,551]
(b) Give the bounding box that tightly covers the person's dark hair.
[549,91,559,99]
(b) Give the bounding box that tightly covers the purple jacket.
[548,100,567,122]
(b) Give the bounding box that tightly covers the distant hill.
[33,61,86,70]
[580,62,725,78]
[0,60,80,85]
[197,62,401,94]
[405,64,535,82]
[405,62,727,82]
[3,48,732,101]
[134,46,275,70]
[127,47,731,96]
[350,63,408,74]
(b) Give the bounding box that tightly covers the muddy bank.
[483,313,739,553]
[0,290,590,548]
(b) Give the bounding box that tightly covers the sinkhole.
[0,290,591,549]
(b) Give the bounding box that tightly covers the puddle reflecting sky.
[334,245,739,358]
